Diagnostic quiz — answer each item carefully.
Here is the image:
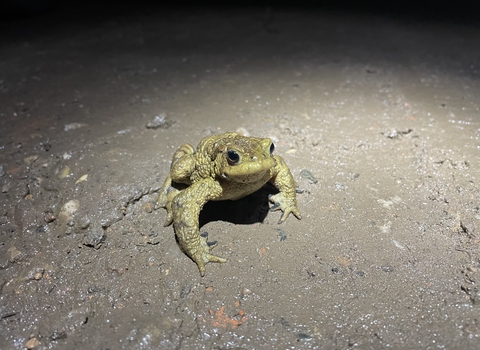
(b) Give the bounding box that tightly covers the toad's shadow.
[199,183,278,228]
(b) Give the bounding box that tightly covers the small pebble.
[381,265,394,273]
[235,127,250,136]
[75,174,88,184]
[24,155,39,165]
[57,166,70,179]
[28,268,45,280]
[297,333,312,340]
[64,122,88,131]
[25,337,40,349]
[7,246,22,262]
[36,225,47,233]
[79,216,91,229]
[100,209,123,228]
[143,202,153,213]
[146,113,173,129]
[83,229,106,248]
[242,288,252,295]
[2,182,11,193]
[276,228,287,242]
[44,212,56,223]
[58,200,80,226]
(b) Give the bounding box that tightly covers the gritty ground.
[1,5,480,350]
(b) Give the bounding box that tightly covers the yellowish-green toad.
[157,132,301,276]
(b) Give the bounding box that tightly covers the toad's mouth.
[220,158,276,181]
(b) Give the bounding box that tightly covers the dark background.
[2,0,479,50]
[1,0,479,22]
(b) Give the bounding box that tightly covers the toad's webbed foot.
[269,192,302,223]
[183,233,226,277]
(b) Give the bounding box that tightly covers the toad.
[156,132,301,276]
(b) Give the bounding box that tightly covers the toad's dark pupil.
[227,150,240,164]
[270,143,275,154]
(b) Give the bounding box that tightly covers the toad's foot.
[186,234,226,277]
[156,191,168,210]
[269,192,302,223]
[156,181,181,226]
[156,174,173,210]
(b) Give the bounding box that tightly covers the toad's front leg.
[156,143,196,225]
[269,155,302,222]
[172,179,225,276]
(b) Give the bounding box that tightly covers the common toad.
[156,132,301,276]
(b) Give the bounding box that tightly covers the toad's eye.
[269,143,275,155]
[227,150,240,165]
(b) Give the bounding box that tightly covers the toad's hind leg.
[172,179,225,276]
